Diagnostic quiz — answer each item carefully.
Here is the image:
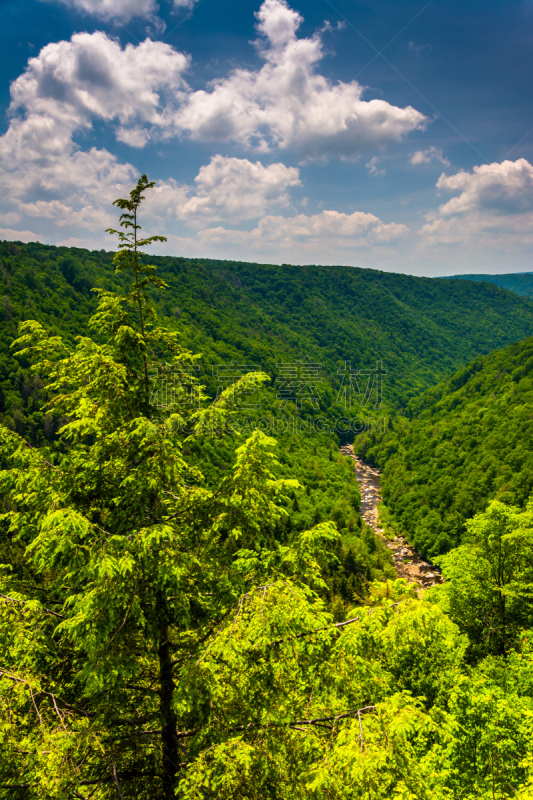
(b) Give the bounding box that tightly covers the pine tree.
[0,177,336,798]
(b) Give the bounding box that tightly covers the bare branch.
[174,706,377,740]
[111,755,125,800]
[0,592,65,619]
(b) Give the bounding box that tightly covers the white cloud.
[38,0,162,24]
[366,155,386,177]
[55,235,110,248]
[1,144,138,245]
[435,158,533,216]
[410,146,449,166]
[252,209,408,245]
[172,0,199,8]
[115,126,152,147]
[176,0,427,159]
[0,8,417,264]
[117,155,301,228]
[5,32,189,160]
[177,155,301,225]
[0,227,41,243]
[161,208,409,266]
[1,4,425,169]
[416,159,533,263]
[0,32,189,242]
[0,212,23,226]
[1,142,302,242]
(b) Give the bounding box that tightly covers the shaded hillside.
[446,271,533,299]
[358,335,533,556]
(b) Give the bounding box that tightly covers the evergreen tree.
[0,177,336,798]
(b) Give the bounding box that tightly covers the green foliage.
[0,180,383,798]
[3,239,533,447]
[448,271,533,299]
[430,500,533,659]
[361,335,533,556]
[4,185,533,798]
[441,646,533,799]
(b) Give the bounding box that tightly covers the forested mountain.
[4,238,533,600]
[3,240,533,433]
[0,241,399,620]
[4,187,533,800]
[447,271,533,298]
[358,334,533,556]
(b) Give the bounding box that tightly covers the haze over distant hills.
[445,271,533,299]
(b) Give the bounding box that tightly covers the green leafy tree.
[433,500,533,658]
[0,177,337,798]
[5,178,533,800]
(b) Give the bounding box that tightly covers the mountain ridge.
[444,271,533,299]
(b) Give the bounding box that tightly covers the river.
[339,444,442,589]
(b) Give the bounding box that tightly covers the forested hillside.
[3,240,533,434]
[4,238,533,598]
[0,241,398,619]
[358,335,533,556]
[447,271,533,299]
[4,175,533,799]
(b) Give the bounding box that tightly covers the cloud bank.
[1,0,423,263]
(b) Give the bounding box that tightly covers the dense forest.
[448,271,533,299]
[360,335,533,557]
[3,239,533,433]
[2,178,533,799]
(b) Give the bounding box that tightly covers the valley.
[2,230,533,799]
[340,444,442,589]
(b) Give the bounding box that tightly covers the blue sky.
[1,0,533,275]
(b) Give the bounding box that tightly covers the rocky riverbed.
[340,444,442,590]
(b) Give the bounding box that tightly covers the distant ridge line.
[438,271,533,300]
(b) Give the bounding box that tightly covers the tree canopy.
[2,180,533,798]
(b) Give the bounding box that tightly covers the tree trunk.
[158,621,179,799]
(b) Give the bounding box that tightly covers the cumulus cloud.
[0,6,417,261]
[163,208,409,266]
[0,211,23,226]
[178,155,300,225]
[410,146,449,166]
[0,227,41,243]
[3,147,138,239]
[177,211,408,253]
[38,0,162,24]
[435,158,533,216]
[137,155,301,228]
[250,209,408,245]
[0,32,189,242]
[2,3,426,167]
[417,159,533,261]
[176,0,427,159]
[2,145,302,243]
[5,32,189,158]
